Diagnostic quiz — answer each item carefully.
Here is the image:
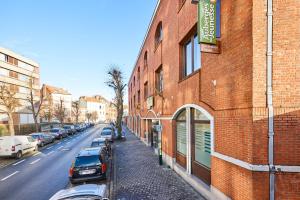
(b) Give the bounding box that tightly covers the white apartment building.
[0,47,40,126]
[79,96,106,123]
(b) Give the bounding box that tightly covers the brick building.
[127,0,300,199]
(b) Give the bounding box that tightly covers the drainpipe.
[266,0,275,199]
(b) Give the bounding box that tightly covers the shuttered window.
[176,110,187,155]
[195,123,211,168]
[176,122,187,155]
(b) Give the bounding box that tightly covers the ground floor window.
[176,110,187,155]
[175,107,212,185]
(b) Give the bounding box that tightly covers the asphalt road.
[0,124,105,200]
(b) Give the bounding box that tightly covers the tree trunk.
[33,115,39,132]
[8,113,15,136]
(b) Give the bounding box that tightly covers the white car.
[100,129,113,142]
[0,136,38,159]
[49,184,108,200]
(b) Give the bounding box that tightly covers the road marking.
[1,171,19,181]
[30,158,41,165]
[46,146,53,150]
[13,159,26,166]
[57,142,61,145]
[57,146,64,150]
[33,152,41,156]
[66,142,70,144]
[46,151,54,156]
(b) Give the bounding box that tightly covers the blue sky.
[0,0,157,102]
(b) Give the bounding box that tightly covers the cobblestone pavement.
[113,128,205,200]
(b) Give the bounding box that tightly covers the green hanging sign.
[198,0,217,44]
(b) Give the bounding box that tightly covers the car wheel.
[15,151,22,159]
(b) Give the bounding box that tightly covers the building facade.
[127,0,300,200]
[41,84,72,123]
[0,47,40,126]
[78,95,117,123]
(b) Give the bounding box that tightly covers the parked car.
[50,128,68,139]
[49,184,108,200]
[45,131,60,140]
[30,132,54,147]
[63,125,76,135]
[74,124,83,132]
[0,136,38,159]
[100,128,113,142]
[69,147,108,184]
[91,138,111,157]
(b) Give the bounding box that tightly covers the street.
[0,125,105,200]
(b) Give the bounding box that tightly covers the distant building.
[41,84,72,123]
[78,95,117,123]
[0,47,40,126]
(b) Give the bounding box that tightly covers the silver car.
[49,184,108,200]
[100,129,113,142]
[30,133,54,147]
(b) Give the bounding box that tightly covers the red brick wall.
[127,0,300,199]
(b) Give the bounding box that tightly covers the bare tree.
[86,112,92,123]
[26,78,44,132]
[91,111,98,123]
[39,94,53,123]
[106,67,126,139]
[0,84,19,136]
[72,101,81,124]
[54,99,67,126]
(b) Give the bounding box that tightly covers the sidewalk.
[112,128,205,200]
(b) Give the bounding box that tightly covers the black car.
[74,124,83,132]
[69,147,107,184]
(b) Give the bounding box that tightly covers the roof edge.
[128,0,161,85]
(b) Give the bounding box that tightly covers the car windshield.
[101,131,111,136]
[31,135,40,139]
[51,129,59,133]
[59,195,103,200]
[91,141,105,147]
[74,156,100,167]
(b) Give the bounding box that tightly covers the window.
[9,71,18,79]
[133,76,135,87]
[144,82,148,100]
[144,51,148,70]
[216,0,221,38]
[133,95,136,107]
[10,85,19,93]
[183,34,201,77]
[19,74,30,82]
[137,67,140,80]
[0,68,9,77]
[193,109,211,168]
[19,86,30,94]
[176,110,187,156]
[0,53,8,62]
[7,56,18,66]
[155,22,163,48]
[18,61,34,71]
[137,90,140,104]
[155,66,163,93]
